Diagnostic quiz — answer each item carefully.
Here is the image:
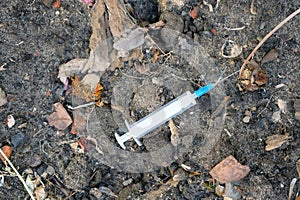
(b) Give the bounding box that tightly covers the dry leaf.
[265,133,291,151]
[7,114,15,128]
[70,110,87,134]
[261,49,278,64]
[71,75,103,102]
[209,155,250,183]
[0,145,12,163]
[89,0,135,50]
[239,61,268,91]
[47,103,72,130]
[35,186,47,200]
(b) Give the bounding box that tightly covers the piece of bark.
[265,133,291,151]
[210,155,250,183]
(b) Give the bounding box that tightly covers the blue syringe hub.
[194,83,214,98]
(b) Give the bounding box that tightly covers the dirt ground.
[0,0,299,199]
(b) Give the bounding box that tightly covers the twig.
[67,102,96,110]
[239,7,300,78]
[224,26,246,31]
[0,149,35,200]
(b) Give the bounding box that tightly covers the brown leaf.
[89,0,135,50]
[70,110,87,134]
[47,103,72,130]
[135,63,150,75]
[0,145,12,163]
[265,133,291,151]
[261,49,278,64]
[209,155,250,183]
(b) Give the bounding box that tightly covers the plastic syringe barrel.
[115,91,197,149]
[115,83,215,149]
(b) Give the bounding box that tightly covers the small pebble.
[245,110,252,117]
[46,166,55,176]
[243,116,250,123]
[122,178,133,186]
[272,111,281,123]
[11,132,25,147]
[27,154,42,168]
[261,49,278,64]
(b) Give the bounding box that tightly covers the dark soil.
[0,0,299,199]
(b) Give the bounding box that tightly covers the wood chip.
[169,119,179,146]
[209,155,250,183]
[277,99,287,114]
[47,103,72,130]
[0,87,7,106]
[265,133,291,151]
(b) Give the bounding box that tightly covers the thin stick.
[239,7,300,78]
[0,149,35,200]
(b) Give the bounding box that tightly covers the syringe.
[115,83,214,149]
